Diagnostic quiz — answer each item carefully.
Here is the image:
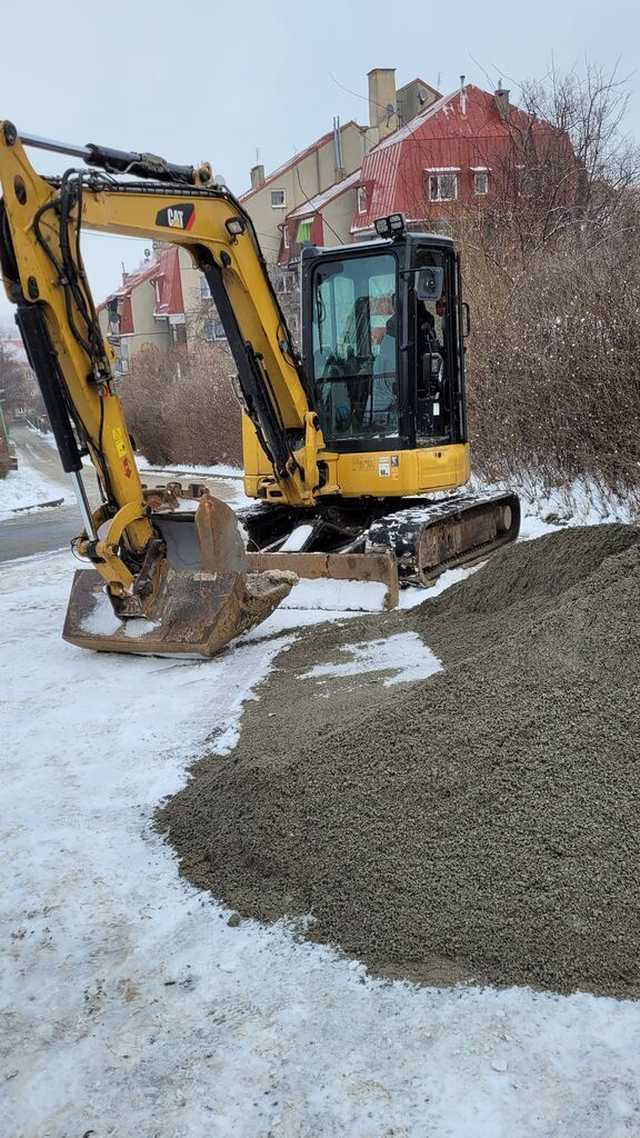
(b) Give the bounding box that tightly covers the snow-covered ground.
[3,539,640,1137]
[137,455,244,480]
[0,429,250,523]
[0,460,68,519]
[472,472,637,530]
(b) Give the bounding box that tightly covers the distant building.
[97,245,221,375]
[1,337,29,367]
[275,80,576,263]
[350,82,576,239]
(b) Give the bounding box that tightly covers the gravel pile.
[158,525,640,996]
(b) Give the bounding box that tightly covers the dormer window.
[357,186,368,214]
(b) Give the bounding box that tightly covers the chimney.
[459,74,467,116]
[333,116,345,181]
[368,68,397,141]
[250,163,265,189]
[494,80,510,122]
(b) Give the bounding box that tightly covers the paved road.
[1,504,82,562]
[0,426,244,564]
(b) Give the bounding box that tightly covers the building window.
[199,275,211,299]
[357,186,368,214]
[295,218,313,243]
[473,170,489,195]
[282,225,290,250]
[428,172,458,202]
[107,298,120,336]
[271,188,286,209]
[204,319,226,342]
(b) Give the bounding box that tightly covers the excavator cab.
[301,221,466,457]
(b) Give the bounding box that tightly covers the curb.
[11,497,65,514]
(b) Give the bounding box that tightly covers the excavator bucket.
[62,496,296,658]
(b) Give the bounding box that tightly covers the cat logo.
[155,203,195,231]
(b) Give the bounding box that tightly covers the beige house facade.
[240,69,440,261]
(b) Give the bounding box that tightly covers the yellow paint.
[112,426,127,458]
[242,414,470,501]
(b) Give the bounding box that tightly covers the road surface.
[0,425,245,563]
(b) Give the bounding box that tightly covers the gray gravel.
[158,524,640,996]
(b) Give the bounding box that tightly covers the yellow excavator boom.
[0,122,322,655]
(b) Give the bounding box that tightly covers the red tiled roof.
[352,84,573,232]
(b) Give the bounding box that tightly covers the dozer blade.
[63,496,296,658]
[246,550,400,610]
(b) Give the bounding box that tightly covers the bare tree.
[521,61,638,220]
[0,342,45,423]
[458,61,639,273]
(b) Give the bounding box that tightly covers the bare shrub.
[120,342,242,468]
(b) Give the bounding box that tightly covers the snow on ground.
[473,472,638,529]
[3,546,640,1137]
[304,631,443,686]
[137,455,243,480]
[281,577,390,612]
[0,461,68,519]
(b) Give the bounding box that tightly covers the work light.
[225,217,246,237]
[374,216,391,237]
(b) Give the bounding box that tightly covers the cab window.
[311,253,399,443]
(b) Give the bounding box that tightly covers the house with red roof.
[97,244,224,375]
[350,81,576,239]
[240,70,441,268]
[275,80,576,267]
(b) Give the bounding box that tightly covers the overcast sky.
[0,0,637,326]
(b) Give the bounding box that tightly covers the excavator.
[0,122,519,658]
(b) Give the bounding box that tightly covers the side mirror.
[416,266,444,301]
